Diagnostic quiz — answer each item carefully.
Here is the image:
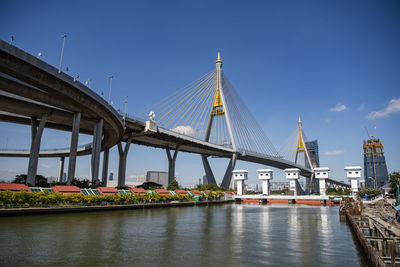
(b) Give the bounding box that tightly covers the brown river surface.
[0,203,366,266]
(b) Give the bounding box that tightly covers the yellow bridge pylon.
[294,117,312,168]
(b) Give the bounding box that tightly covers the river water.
[0,204,366,266]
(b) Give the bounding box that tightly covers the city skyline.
[0,0,399,187]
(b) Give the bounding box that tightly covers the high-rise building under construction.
[305,140,320,168]
[363,138,389,188]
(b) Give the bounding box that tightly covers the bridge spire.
[216,51,222,63]
[204,52,237,151]
[295,117,313,170]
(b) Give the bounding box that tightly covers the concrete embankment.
[0,200,233,216]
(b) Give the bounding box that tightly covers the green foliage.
[167,178,180,190]
[71,178,91,188]
[117,185,130,190]
[359,187,382,198]
[196,183,228,191]
[246,191,261,195]
[13,174,49,187]
[0,189,201,208]
[326,188,351,196]
[389,172,400,194]
[271,189,287,195]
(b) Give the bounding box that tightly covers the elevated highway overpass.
[0,40,316,188]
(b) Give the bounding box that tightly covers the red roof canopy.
[52,185,82,195]
[130,188,148,195]
[191,190,201,195]
[0,183,31,193]
[225,191,234,195]
[97,187,119,195]
[155,189,171,195]
[175,189,188,195]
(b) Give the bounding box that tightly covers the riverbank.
[0,200,233,216]
[343,197,400,266]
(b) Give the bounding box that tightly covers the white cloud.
[172,125,194,136]
[358,103,366,111]
[367,98,400,120]
[41,164,51,169]
[329,102,347,112]
[324,119,330,124]
[324,150,345,156]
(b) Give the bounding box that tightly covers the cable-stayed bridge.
[0,40,315,188]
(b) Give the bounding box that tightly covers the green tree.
[167,178,179,190]
[12,174,49,187]
[359,187,382,198]
[71,178,91,188]
[196,183,228,191]
[389,172,400,194]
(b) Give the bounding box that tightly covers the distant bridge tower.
[295,117,313,169]
[293,117,317,193]
[202,52,238,188]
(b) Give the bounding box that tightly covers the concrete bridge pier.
[27,114,47,186]
[258,169,273,195]
[102,148,109,186]
[285,168,300,196]
[117,140,131,187]
[166,145,180,185]
[232,170,248,195]
[67,112,81,185]
[91,119,103,186]
[314,167,330,196]
[201,155,217,184]
[345,166,362,198]
[221,153,237,189]
[58,157,65,182]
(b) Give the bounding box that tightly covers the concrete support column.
[285,168,300,196]
[345,166,362,198]
[27,114,47,186]
[67,112,81,185]
[166,145,180,185]
[232,170,248,196]
[117,140,132,187]
[314,167,330,197]
[221,153,238,189]
[258,169,273,195]
[102,148,110,187]
[201,155,217,185]
[91,119,103,186]
[58,157,65,182]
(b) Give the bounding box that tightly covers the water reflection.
[0,204,366,266]
[288,206,300,256]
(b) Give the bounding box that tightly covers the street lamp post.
[123,96,128,120]
[58,34,67,73]
[108,75,114,104]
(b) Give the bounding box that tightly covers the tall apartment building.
[305,140,320,168]
[146,171,168,188]
[363,138,389,188]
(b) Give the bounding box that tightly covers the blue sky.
[0,0,399,187]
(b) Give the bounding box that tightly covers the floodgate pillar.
[345,166,362,198]
[285,168,300,196]
[233,170,248,196]
[314,167,330,196]
[258,169,273,195]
